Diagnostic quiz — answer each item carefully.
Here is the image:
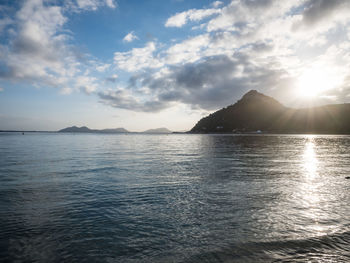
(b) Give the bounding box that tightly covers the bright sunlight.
[296,66,341,99]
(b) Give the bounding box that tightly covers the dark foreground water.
[0,133,350,262]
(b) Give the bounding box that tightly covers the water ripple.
[0,133,350,262]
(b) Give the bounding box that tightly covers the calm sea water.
[0,133,350,262]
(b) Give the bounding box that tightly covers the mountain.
[58,126,129,133]
[99,128,129,133]
[190,90,350,134]
[59,126,91,133]
[143,128,172,134]
[58,126,171,134]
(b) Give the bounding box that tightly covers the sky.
[0,0,350,131]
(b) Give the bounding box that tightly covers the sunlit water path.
[0,133,349,262]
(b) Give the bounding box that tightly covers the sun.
[296,66,341,99]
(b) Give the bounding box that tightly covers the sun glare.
[296,67,341,99]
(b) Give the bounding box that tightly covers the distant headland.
[59,126,129,133]
[58,126,172,134]
[190,90,350,134]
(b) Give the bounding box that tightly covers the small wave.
[184,231,350,262]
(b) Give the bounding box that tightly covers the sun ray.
[296,66,342,99]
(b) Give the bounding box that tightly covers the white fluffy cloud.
[165,7,221,28]
[75,75,98,93]
[76,0,117,11]
[0,0,116,94]
[114,42,163,72]
[212,1,223,8]
[96,63,111,72]
[123,31,138,43]
[166,34,210,64]
[1,0,69,83]
[105,0,117,9]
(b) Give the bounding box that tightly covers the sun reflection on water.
[302,135,318,179]
[298,135,327,236]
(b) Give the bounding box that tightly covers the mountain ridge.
[190,90,350,134]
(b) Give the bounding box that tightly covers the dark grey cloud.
[105,76,118,83]
[247,41,274,53]
[242,0,274,9]
[155,54,288,110]
[99,53,290,112]
[299,0,349,26]
[98,89,169,112]
[12,33,61,63]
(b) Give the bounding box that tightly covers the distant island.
[58,126,172,134]
[143,128,172,134]
[191,90,350,134]
[59,126,129,133]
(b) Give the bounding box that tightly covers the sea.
[0,133,349,262]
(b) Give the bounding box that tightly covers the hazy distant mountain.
[191,90,350,134]
[143,127,172,134]
[58,126,129,133]
[99,128,129,133]
[59,126,91,133]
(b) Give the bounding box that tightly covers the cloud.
[106,74,118,83]
[3,0,350,117]
[165,7,221,28]
[76,0,117,11]
[0,0,69,84]
[241,0,274,8]
[156,54,291,110]
[0,0,116,94]
[105,0,350,113]
[212,1,223,8]
[60,87,72,95]
[290,0,350,35]
[105,0,117,9]
[98,89,169,112]
[114,42,163,72]
[166,34,210,64]
[96,63,110,72]
[76,0,99,10]
[75,75,98,93]
[0,87,3,92]
[101,53,292,112]
[206,0,299,32]
[299,0,349,26]
[123,31,138,43]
